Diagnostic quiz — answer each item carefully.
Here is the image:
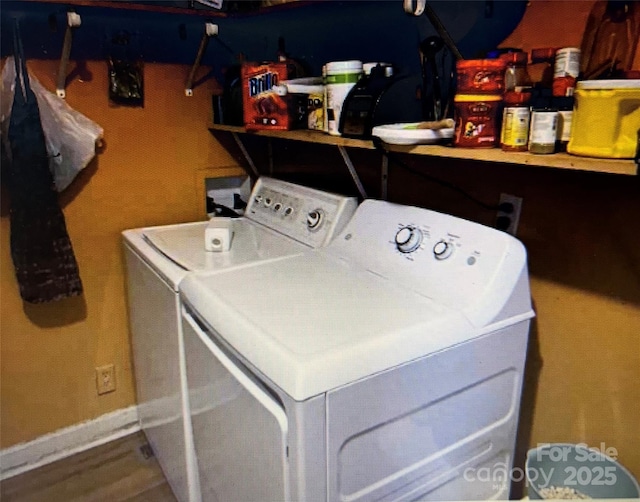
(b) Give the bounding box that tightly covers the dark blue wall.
[2,0,527,81]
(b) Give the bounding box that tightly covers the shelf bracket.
[231,132,260,179]
[337,145,368,199]
[185,22,218,97]
[56,11,81,98]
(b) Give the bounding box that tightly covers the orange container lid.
[456,59,506,69]
[531,48,557,62]
[499,51,529,65]
[454,94,503,102]
[504,90,532,105]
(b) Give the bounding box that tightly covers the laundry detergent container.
[526,443,640,499]
[567,79,640,159]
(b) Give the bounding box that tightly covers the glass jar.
[553,96,574,152]
[530,48,556,89]
[500,51,532,92]
[528,108,558,154]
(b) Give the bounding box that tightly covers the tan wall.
[0,59,241,447]
[500,0,640,70]
[386,159,640,485]
[496,0,640,483]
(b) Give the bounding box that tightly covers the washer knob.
[395,226,423,253]
[306,209,324,231]
[433,240,454,260]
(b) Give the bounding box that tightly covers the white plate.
[372,123,454,145]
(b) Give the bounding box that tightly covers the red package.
[241,62,290,130]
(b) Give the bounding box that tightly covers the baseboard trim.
[0,406,140,481]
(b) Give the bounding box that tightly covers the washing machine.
[179,198,535,502]
[122,177,357,502]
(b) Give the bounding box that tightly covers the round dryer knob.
[306,209,324,231]
[395,226,423,253]
[433,240,454,260]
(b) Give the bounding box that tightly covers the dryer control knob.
[433,240,454,260]
[306,209,324,231]
[395,226,423,253]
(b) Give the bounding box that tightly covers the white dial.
[306,209,324,231]
[433,240,454,260]
[395,226,423,253]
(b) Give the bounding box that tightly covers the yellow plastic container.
[567,79,640,159]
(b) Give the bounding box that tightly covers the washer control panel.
[326,199,528,326]
[246,177,357,248]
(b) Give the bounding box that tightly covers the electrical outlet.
[495,193,523,236]
[96,364,116,395]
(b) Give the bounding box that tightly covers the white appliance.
[179,199,535,502]
[122,177,357,502]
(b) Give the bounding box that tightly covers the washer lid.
[180,252,475,401]
[123,219,306,288]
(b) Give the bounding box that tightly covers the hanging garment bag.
[7,21,83,303]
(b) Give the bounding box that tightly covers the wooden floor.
[0,432,177,502]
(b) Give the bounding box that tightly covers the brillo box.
[241,62,291,130]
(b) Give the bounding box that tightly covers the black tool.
[420,36,444,121]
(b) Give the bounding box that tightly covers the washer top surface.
[181,252,474,401]
[122,177,358,289]
[180,199,534,401]
[123,219,307,289]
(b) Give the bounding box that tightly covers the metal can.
[553,47,581,97]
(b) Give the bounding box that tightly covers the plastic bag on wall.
[1,57,104,192]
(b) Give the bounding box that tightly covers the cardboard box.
[241,62,291,130]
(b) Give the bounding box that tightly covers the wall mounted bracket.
[185,22,218,96]
[231,132,261,179]
[216,129,370,199]
[337,145,368,199]
[56,11,81,98]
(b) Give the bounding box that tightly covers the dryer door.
[182,309,290,502]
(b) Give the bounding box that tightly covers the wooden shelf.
[209,125,638,176]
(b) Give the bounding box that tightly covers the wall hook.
[56,11,81,98]
[185,22,218,97]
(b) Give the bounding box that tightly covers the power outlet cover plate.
[96,364,116,395]
[496,193,522,236]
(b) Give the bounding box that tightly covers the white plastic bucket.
[325,60,363,136]
[526,443,640,499]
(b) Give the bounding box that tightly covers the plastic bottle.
[453,94,503,148]
[500,91,531,152]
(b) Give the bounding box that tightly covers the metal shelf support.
[337,146,368,199]
[381,155,388,200]
[231,132,260,179]
[226,132,368,199]
[185,22,218,96]
[56,11,82,98]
